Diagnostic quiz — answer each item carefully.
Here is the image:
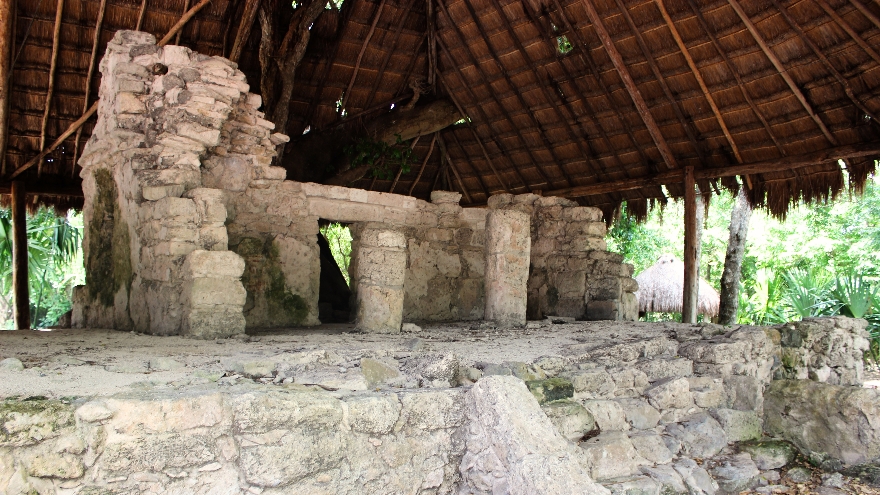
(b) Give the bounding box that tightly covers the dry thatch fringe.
[635,254,720,317]
[749,168,845,219]
[846,157,878,194]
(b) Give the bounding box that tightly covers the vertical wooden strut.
[0,0,13,174]
[39,0,66,175]
[682,166,698,323]
[11,181,29,330]
[230,0,261,63]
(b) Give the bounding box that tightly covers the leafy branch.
[343,134,415,180]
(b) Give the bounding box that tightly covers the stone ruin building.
[2,0,880,490]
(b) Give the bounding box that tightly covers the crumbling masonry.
[72,31,638,337]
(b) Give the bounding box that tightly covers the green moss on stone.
[87,169,131,307]
[525,377,574,404]
[0,399,75,444]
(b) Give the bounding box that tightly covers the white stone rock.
[580,431,650,481]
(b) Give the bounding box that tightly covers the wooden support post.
[229,0,261,62]
[682,166,698,323]
[11,181,29,330]
[0,0,13,175]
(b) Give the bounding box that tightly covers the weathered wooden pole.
[0,0,14,174]
[11,181,30,330]
[682,166,698,323]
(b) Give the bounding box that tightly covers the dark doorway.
[317,221,352,323]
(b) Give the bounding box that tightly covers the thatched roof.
[2,0,879,215]
[635,253,720,316]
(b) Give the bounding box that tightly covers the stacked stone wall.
[774,316,871,385]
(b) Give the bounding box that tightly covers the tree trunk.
[718,188,752,324]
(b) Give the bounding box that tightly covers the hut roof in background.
[635,253,721,316]
[2,0,879,215]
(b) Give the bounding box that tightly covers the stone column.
[484,206,531,327]
[355,228,407,333]
[181,250,247,338]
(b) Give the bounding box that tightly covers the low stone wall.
[775,316,871,386]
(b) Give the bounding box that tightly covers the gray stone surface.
[616,398,660,430]
[738,440,798,470]
[785,466,812,483]
[707,453,760,494]
[541,400,597,442]
[710,408,762,442]
[665,413,728,459]
[764,380,880,467]
[629,431,673,465]
[673,457,719,495]
[580,431,650,481]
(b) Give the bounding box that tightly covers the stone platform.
[1,318,877,494]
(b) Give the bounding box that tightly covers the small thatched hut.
[635,254,720,318]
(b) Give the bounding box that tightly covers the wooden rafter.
[0,0,13,174]
[230,0,261,62]
[175,0,191,45]
[158,0,211,46]
[341,0,387,112]
[408,132,438,195]
[438,0,562,190]
[550,0,657,173]
[615,0,706,163]
[439,132,482,200]
[726,0,837,146]
[773,0,878,123]
[136,0,148,30]
[446,153,472,203]
[38,0,66,176]
[522,1,638,197]
[488,0,605,187]
[72,0,108,176]
[436,37,526,191]
[579,0,678,171]
[814,0,880,66]
[444,128,491,198]
[464,0,575,188]
[439,72,512,193]
[683,0,785,157]
[543,142,880,199]
[389,135,421,193]
[850,0,880,31]
[363,0,417,110]
[656,0,743,164]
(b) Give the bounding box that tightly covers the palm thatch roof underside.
[3,0,880,219]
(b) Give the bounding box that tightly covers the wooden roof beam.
[437,68,515,192]
[814,0,880,66]
[683,0,785,157]
[38,0,66,176]
[773,0,878,123]
[136,0,148,30]
[579,0,678,171]
[439,132,484,200]
[543,142,880,198]
[72,0,108,176]
[850,0,880,31]
[363,0,416,110]
[0,0,13,174]
[726,0,837,146]
[230,0,261,63]
[488,0,607,187]
[11,0,210,179]
[438,0,563,190]
[615,0,706,163]
[656,0,742,164]
[407,132,438,195]
[341,0,387,112]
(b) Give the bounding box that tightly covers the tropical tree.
[0,207,84,327]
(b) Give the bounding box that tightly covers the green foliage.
[556,35,573,55]
[0,208,84,328]
[343,134,415,180]
[320,222,352,285]
[609,170,880,364]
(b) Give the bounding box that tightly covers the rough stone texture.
[775,316,871,386]
[706,453,761,494]
[738,440,798,470]
[541,400,596,442]
[484,205,531,327]
[709,408,762,442]
[764,379,880,467]
[460,375,610,494]
[354,228,407,333]
[580,431,651,481]
[665,413,728,459]
[526,198,637,321]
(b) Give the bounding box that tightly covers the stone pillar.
[355,228,407,333]
[181,250,247,338]
[484,205,531,327]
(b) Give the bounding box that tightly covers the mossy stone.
[739,440,798,470]
[525,377,574,404]
[0,399,75,445]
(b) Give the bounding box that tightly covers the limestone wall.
[774,316,871,385]
[73,31,251,337]
[74,32,639,336]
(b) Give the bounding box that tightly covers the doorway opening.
[318,220,352,323]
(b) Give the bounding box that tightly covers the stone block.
[724,375,764,412]
[430,191,462,204]
[582,399,630,431]
[636,358,694,382]
[710,408,762,442]
[569,369,616,398]
[645,377,693,411]
[184,250,245,278]
[665,413,728,459]
[357,248,406,287]
[580,431,650,481]
[563,206,603,222]
[525,377,574,404]
[356,284,404,334]
[541,400,596,442]
[629,430,673,464]
[615,398,660,430]
[185,277,247,307]
[585,300,618,321]
[688,376,726,409]
[345,394,401,435]
[738,440,798,470]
